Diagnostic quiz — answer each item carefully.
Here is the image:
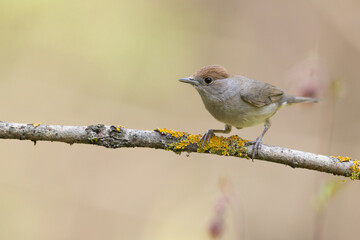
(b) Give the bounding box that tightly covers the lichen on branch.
[156,128,247,157]
[0,121,357,180]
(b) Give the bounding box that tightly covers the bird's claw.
[199,129,214,150]
[245,137,263,161]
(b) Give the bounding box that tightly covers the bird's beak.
[178,77,198,85]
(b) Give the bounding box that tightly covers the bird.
[178,64,318,160]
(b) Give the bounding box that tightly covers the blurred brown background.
[0,0,359,239]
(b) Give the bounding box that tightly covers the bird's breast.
[200,91,279,128]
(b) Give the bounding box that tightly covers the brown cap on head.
[193,65,231,80]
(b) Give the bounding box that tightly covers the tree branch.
[0,121,358,179]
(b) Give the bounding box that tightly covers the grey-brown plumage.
[179,64,318,160]
[240,81,283,107]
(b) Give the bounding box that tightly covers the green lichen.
[90,137,98,143]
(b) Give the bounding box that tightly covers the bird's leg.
[200,124,232,149]
[247,119,271,161]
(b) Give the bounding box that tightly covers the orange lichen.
[173,139,190,150]
[350,160,360,180]
[116,125,125,132]
[332,156,351,162]
[201,135,248,157]
[156,128,247,157]
[331,156,359,180]
[157,128,187,138]
[156,128,194,151]
[202,136,230,155]
[187,134,201,144]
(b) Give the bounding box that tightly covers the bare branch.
[0,121,358,179]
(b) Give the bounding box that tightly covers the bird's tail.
[284,95,319,105]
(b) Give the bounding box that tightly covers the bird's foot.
[199,129,214,150]
[245,137,263,161]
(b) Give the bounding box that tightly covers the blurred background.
[0,0,359,239]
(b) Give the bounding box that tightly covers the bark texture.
[0,121,357,179]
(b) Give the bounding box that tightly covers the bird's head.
[178,65,231,97]
[179,64,230,86]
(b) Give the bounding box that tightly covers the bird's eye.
[204,77,213,84]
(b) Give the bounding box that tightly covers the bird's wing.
[240,80,284,107]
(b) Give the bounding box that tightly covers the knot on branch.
[85,124,128,148]
[86,124,106,144]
